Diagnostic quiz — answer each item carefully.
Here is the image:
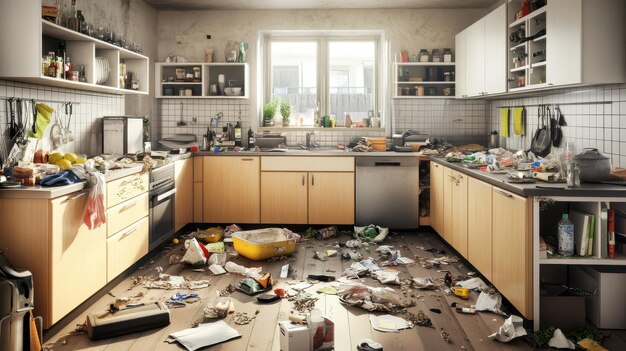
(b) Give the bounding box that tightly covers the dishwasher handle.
[374,162,402,167]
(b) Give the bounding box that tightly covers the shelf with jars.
[0,0,149,95]
[393,61,456,99]
[155,63,249,99]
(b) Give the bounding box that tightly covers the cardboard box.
[570,265,626,329]
[279,322,310,351]
[279,314,334,351]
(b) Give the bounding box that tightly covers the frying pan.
[7,98,17,139]
[552,105,566,147]
[530,105,551,157]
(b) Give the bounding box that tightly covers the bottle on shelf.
[67,0,79,32]
[247,128,255,149]
[47,52,56,78]
[65,56,73,80]
[558,213,575,257]
[234,112,242,147]
[56,41,66,79]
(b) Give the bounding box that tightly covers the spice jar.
[432,49,442,62]
[444,72,452,81]
[443,48,452,62]
[419,49,430,62]
[193,66,201,81]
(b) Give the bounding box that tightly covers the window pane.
[270,41,317,126]
[328,41,375,127]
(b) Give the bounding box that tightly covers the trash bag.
[83,171,106,229]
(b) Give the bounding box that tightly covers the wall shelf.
[394,62,455,98]
[155,62,249,99]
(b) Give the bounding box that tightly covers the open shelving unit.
[155,62,249,99]
[393,62,455,98]
[507,1,547,91]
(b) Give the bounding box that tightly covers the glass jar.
[444,72,452,81]
[432,49,442,62]
[193,66,201,80]
[419,49,430,62]
[443,48,452,62]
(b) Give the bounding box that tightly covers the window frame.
[263,31,383,128]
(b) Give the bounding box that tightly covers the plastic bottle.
[558,213,574,256]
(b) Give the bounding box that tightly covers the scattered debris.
[180,238,209,266]
[280,264,290,278]
[429,308,441,314]
[475,291,505,315]
[317,286,338,295]
[338,283,414,312]
[204,296,231,319]
[208,264,226,275]
[326,250,337,257]
[412,277,437,290]
[345,239,363,248]
[455,306,476,314]
[370,314,413,332]
[394,257,414,264]
[143,274,210,290]
[289,313,307,324]
[313,251,328,261]
[357,338,383,351]
[288,290,319,312]
[233,312,256,325]
[354,225,389,243]
[371,269,400,285]
[457,277,489,291]
[489,315,527,342]
[308,274,335,282]
[402,311,432,328]
[549,328,576,349]
[577,338,608,351]
[224,261,263,280]
[440,328,451,343]
[73,322,88,336]
[166,320,241,350]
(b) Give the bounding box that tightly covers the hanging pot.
[573,148,611,182]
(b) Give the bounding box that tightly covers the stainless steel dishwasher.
[355,156,420,229]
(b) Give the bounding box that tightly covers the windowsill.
[257,127,386,132]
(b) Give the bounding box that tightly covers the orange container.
[367,137,387,151]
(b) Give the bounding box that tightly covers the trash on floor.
[282,227,302,242]
[180,238,209,266]
[86,302,170,340]
[440,328,451,343]
[457,277,489,291]
[143,274,210,290]
[208,264,226,275]
[257,293,281,303]
[475,291,505,315]
[357,338,383,351]
[205,242,225,254]
[489,315,527,342]
[224,224,242,237]
[288,290,319,313]
[203,296,231,319]
[338,283,414,312]
[548,328,576,349]
[195,226,224,244]
[326,250,337,257]
[224,261,263,279]
[231,228,296,260]
[309,309,335,350]
[233,312,256,325]
[401,311,432,328]
[369,314,413,332]
[208,253,227,265]
[279,310,334,351]
[317,226,338,240]
[317,286,339,295]
[354,225,389,243]
[235,274,274,295]
[577,338,608,351]
[371,269,400,285]
[394,256,414,264]
[345,239,363,248]
[455,306,476,314]
[313,251,328,261]
[280,263,290,278]
[166,320,241,351]
[451,287,470,299]
[167,293,200,307]
[308,274,335,282]
[412,277,436,290]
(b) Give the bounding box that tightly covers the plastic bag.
[83,171,106,229]
[181,238,209,266]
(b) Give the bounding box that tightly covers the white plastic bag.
[83,171,106,229]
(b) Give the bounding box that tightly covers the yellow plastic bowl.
[232,228,296,261]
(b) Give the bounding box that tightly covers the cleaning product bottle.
[247,128,255,149]
[234,112,242,147]
[558,213,574,256]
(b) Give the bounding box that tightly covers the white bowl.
[224,87,242,96]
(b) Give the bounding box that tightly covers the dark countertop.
[192,149,424,157]
[429,157,626,198]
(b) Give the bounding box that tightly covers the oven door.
[149,183,176,250]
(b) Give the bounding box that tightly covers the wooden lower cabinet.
[174,157,194,231]
[450,170,468,257]
[261,172,308,224]
[308,172,355,224]
[442,166,454,242]
[492,187,533,319]
[193,156,204,222]
[203,156,260,223]
[429,162,444,234]
[467,177,493,281]
[107,217,149,282]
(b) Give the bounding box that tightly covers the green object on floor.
[362,227,378,238]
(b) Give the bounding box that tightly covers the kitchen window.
[264,33,382,127]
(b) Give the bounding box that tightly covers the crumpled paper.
[369,314,413,333]
[166,320,240,350]
[338,283,414,312]
[371,269,400,285]
[412,277,436,290]
[475,291,505,315]
[144,274,210,290]
[457,277,489,291]
[548,328,575,349]
[181,238,209,266]
[488,315,527,342]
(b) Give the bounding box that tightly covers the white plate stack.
[95,57,110,85]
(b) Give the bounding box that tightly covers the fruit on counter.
[75,157,87,164]
[63,152,78,163]
[55,159,73,170]
[48,152,64,164]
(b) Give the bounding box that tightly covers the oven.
[149,163,176,250]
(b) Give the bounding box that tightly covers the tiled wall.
[392,98,488,144]
[0,80,124,157]
[487,83,626,167]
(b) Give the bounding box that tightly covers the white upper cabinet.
[456,4,507,98]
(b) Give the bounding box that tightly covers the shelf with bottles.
[155,62,249,99]
[393,62,455,98]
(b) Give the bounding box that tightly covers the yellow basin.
[231,228,296,261]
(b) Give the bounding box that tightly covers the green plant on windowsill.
[280,100,292,127]
[262,97,280,127]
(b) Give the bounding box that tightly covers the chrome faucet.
[304,131,319,150]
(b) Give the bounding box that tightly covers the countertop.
[192,149,426,157]
[429,157,626,198]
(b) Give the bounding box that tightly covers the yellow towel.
[501,108,509,137]
[27,103,53,139]
[513,107,524,136]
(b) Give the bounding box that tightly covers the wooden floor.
[43,229,626,351]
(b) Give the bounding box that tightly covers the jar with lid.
[432,49,442,62]
[419,49,430,62]
[444,72,452,81]
[443,48,452,62]
[193,66,201,81]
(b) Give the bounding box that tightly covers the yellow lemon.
[172,238,180,245]
[75,157,87,164]
[48,152,64,164]
[63,152,78,163]
[55,159,72,170]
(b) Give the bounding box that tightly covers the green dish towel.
[27,103,53,139]
[513,107,524,136]
[501,108,509,137]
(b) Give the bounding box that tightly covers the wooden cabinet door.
[308,172,354,224]
[174,158,194,232]
[261,172,308,224]
[429,162,444,234]
[442,166,453,242]
[466,18,486,97]
[50,191,107,324]
[106,217,149,282]
[193,156,204,222]
[484,4,507,95]
[203,156,260,223]
[451,170,468,257]
[454,30,467,98]
[492,187,532,319]
[467,178,493,280]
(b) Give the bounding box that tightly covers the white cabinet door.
[466,19,486,97]
[455,30,467,98]
[484,4,507,94]
[546,0,582,86]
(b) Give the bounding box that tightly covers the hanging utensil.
[65,102,74,142]
[7,98,17,139]
[552,105,564,147]
[30,99,37,134]
[177,102,187,127]
[50,110,64,150]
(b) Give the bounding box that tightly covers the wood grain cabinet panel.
[175,157,194,231]
[261,172,308,224]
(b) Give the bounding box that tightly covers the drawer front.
[261,156,354,172]
[106,216,149,282]
[106,172,149,208]
[106,192,149,238]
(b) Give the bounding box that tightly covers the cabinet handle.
[67,190,88,201]
[548,83,554,86]
[118,224,139,241]
[241,158,254,161]
[311,175,315,186]
[302,175,305,186]
[120,199,138,212]
[494,188,513,198]
[433,164,439,168]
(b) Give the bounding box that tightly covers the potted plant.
[262,97,279,127]
[280,100,292,127]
